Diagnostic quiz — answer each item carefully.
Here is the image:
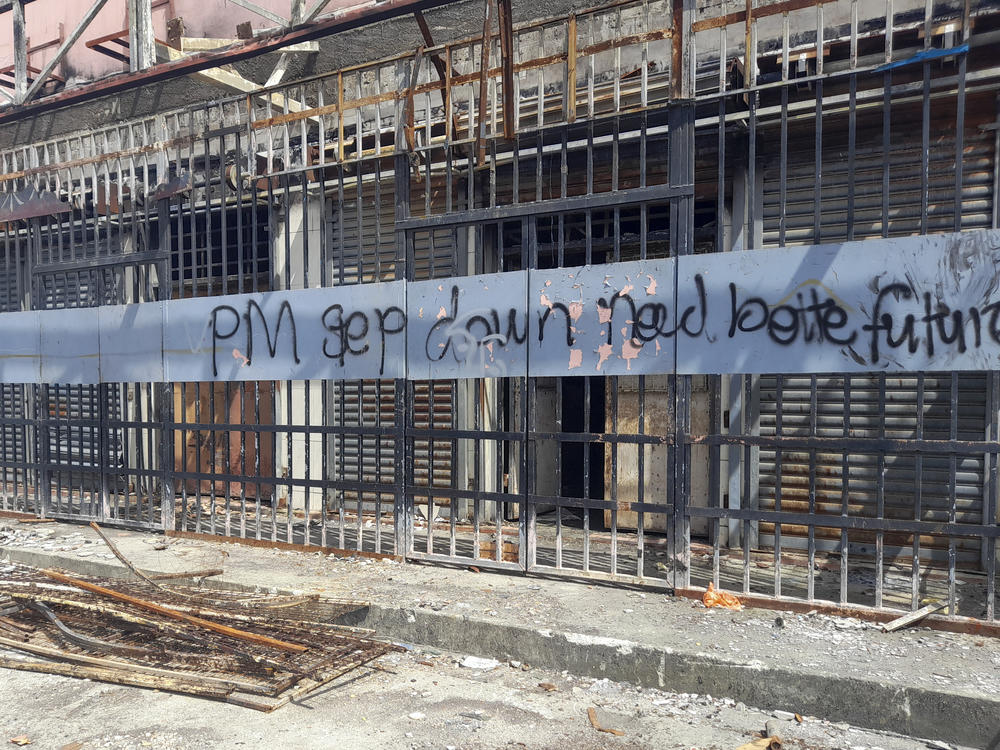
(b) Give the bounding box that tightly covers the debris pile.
[0,554,398,711]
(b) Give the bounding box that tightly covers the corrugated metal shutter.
[762,129,995,244]
[758,373,986,564]
[329,178,456,507]
[756,124,995,565]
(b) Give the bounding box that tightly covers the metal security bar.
[685,0,999,621]
[0,0,997,628]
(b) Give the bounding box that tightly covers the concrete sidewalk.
[1,519,998,749]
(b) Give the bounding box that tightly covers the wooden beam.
[22,0,109,103]
[881,601,947,632]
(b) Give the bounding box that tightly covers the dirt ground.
[0,643,967,750]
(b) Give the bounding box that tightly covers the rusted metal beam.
[0,510,35,521]
[0,134,194,184]
[476,0,494,165]
[247,26,672,131]
[692,0,836,33]
[566,13,577,122]
[413,10,464,143]
[744,0,753,88]
[1,0,458,123]
[39,568,309,653]
[413,11,441,70]
[404,45,424,152]
[671,0,683,99]
[496,0,515,139]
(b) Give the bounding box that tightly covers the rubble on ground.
[0,556,398,711]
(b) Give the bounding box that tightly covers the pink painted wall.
[0,0,357,86]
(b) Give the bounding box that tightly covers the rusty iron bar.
[38,569,309,653]
[476,0,494,165]
[246,26,672,132]
[566,13,577,122]
[413,11,447,81]
[412,9,466,144]
[404,46,425,152]
[744,0,753,92]
[692,0,837,32]
[496,0,515,140]
[671,0,684,99]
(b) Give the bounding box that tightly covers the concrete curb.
[2,544,997,749]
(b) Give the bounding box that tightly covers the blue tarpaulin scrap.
[873,43,969,73]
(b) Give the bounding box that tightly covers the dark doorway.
[560,376,606,527]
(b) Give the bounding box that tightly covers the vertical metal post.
[157,214,175,530]
[668,0,694,589]
[394,89,412,555]
[12,0,27,104]
[156,381,174,530]
[26,220,50,517]
[128,0,156,72]
[475,0,493,165]
[98,381,110,521]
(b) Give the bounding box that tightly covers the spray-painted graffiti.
[0,230,998,384]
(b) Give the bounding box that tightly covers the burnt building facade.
[0,0,998,623]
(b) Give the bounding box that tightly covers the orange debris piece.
[702,582,742,611]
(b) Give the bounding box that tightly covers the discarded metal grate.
[0,563,400,711]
